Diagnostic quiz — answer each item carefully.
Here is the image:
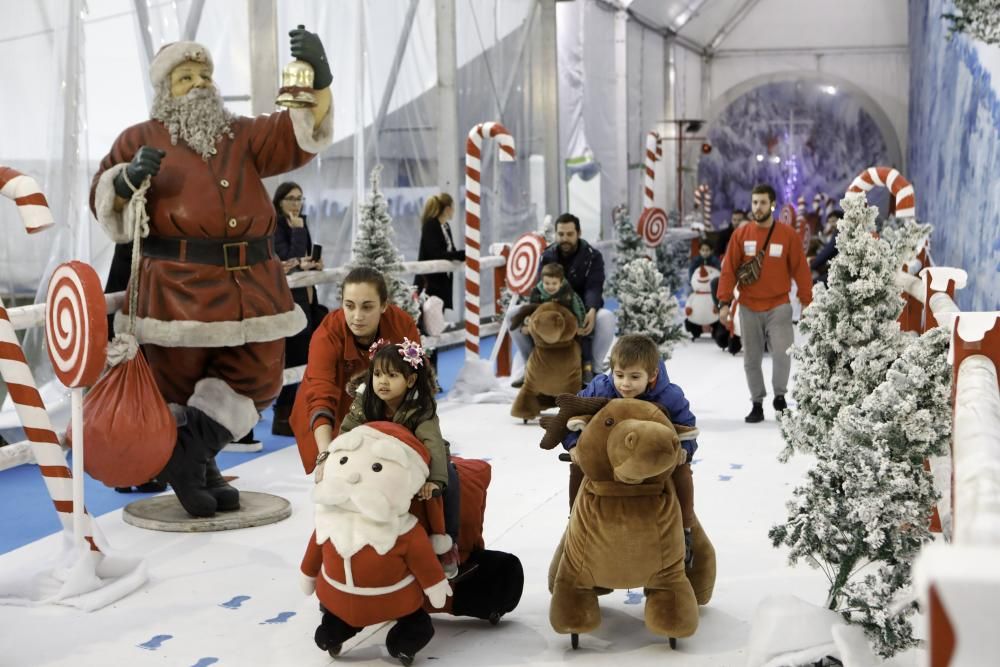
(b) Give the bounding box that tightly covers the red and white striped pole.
[0,166,55,234]
[847,166,916,219]
[643,132,662,210]
[465,122,515,360]
[0,168,100,552]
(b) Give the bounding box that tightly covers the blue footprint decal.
[138,634,172,650]
[261,611,296,625]
[220,595,251,609]
[624,590,644,605]
[718,475,732,482]
[191,659,219,667]
[729,463,743,470]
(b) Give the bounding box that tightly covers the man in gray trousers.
[715,184,813,423]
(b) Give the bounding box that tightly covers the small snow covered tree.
[540,213,555,244]
[607,204,647,295]
[351,165,421,321]
[655,237,690,296]
[880,217,932,270]
[615,257,683,359]
[777,193,905,460]
[772,327,952,657]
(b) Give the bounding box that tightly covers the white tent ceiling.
[625,0,908,53]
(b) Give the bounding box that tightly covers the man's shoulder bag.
[735,223,776,287]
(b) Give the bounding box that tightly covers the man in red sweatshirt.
[716,184,813,423]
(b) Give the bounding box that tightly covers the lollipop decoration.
[46,261,108,551]
[505,232,547,296]
[464,121,516,359]
[637,207,668,248]
[46,262,108,388]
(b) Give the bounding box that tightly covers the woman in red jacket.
[291,267,420,473]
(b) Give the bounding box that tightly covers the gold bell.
[275,60,317,109]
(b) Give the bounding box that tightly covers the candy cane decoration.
[643,132,662,209]
[465,122,515,359]
[0,172,101,552]
[847,166,916,219]
[693,183,712,228]
[0,165,55,233]
[1,296,101,552]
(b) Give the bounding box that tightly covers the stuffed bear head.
[314,421,430,522]
[540,396,687,485]
[511,301,578,348]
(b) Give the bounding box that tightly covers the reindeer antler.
[538,394,611,450]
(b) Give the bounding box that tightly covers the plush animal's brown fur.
[542,396,717,640]
[510,302,582,420]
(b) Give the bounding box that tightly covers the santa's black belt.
[142,236,274,271]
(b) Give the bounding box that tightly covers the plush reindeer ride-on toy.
[509,301,583,422]
[300,422,523,665]
[539,395,717,650]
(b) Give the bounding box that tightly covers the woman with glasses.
[269,181,327,436]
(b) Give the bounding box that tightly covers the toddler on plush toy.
[339,339,462,578]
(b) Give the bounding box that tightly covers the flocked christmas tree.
[615,257,683,359]
[351,165,421,321]
[776,193,906,460]
[606,204,647,295]
[772,327,951,657]
[944,0,1000,45]
[770,193,949,657]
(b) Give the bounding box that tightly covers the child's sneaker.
[440,543,460,579]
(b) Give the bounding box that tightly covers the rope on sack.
[106,175,151,368]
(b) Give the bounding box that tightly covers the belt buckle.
[223,241,249,271]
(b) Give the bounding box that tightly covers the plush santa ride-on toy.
[301,421,522,664]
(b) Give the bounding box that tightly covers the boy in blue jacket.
[563,334,699,566]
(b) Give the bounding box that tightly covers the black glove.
[290,25,332,90]
[113,146,165,199]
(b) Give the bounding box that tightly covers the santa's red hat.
[353,422,431,476]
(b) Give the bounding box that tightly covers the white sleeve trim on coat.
[93,163,135,243]
[114,305,307,348]
[290,102,334,154]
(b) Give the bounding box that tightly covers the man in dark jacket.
[809,209,843,286]
[506,213,615,385]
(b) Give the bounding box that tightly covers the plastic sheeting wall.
[908,0,1000,312]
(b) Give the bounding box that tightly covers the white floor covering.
[0,338,921,666]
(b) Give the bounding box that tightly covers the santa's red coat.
[301,523,447,629]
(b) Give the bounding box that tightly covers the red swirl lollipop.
[637,207,668,247]
[45,261,107,388]
[506,232,547,296]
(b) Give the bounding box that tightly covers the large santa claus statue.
[300,421,451,665]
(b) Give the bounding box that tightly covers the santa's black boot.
[161,411,217,518]
[164,379,259,518]
[315,607,362,658]
[386,609,434,665]
[205,458,240,511]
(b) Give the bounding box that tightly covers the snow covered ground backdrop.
[0,339,923,665]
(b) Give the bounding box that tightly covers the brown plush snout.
[607,419,679,484]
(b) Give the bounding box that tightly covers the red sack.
[70,351,175,487]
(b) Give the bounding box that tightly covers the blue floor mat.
[0,340,488,555]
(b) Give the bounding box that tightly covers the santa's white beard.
[315,504,414,558]
[150,85,234,160]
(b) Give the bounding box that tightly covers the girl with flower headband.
[338,338,463,578]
